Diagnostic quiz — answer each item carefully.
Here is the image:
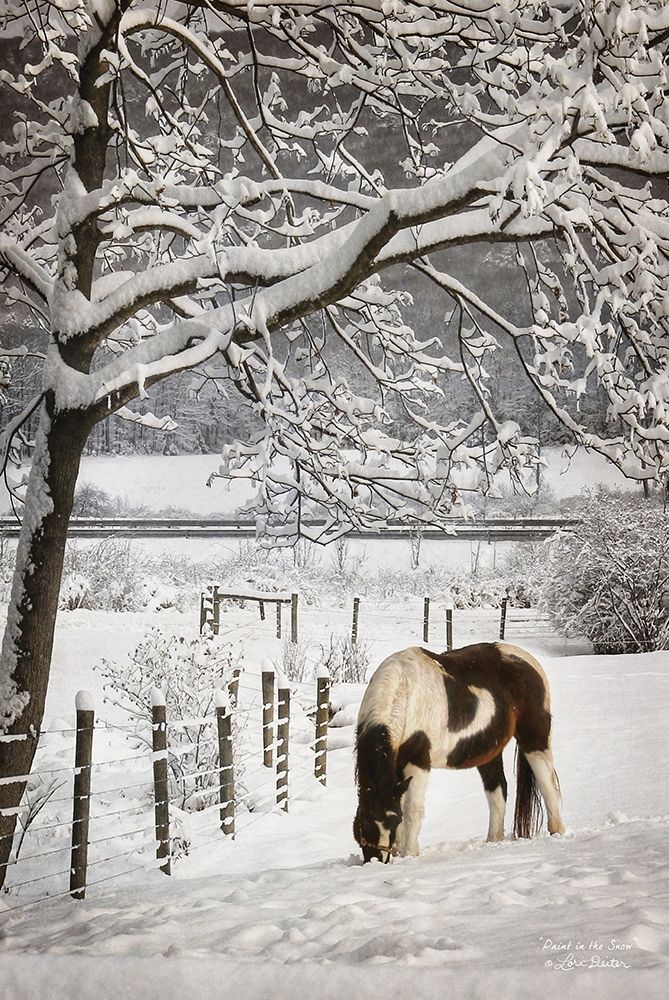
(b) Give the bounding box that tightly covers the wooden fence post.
[200,587,214,634]
[276,687,290,811]
[215,690,235,837]
[352,597,360,644]
[446,608,454,651]
[423,597,430,643]
[259,600,265,622]
[69,691,95,900]
[291,592,299,644]
[212,586,221,635]
[314,673,329,786]
[499,597,508,640]
[276,601,282,639]
[151,689,171,876]
[262,670,275,768]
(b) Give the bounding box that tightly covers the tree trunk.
[0,397,92,887]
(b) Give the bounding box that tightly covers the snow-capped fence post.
[262,670,275,768]
[352,597,360,644]
[291,593,299,643]
[446,608,454,651]
[69,691,95,900]
[199,587,214,634]
[212,586,221,635]
[276,687,290,812]
[151,689,171,876]
[276,601,282,639]
[215,689,235,837]
[423,597,431,643]
[314,671,330,786]
[499,597,508,640]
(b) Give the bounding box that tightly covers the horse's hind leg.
[516,695,565,836]
[478,754,507,842]
[524,749,565,835]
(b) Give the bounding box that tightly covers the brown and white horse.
[353,642,564,863]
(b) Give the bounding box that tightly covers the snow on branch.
[2,0,669,534]
[114,407,178,432]
[0,240,53,301]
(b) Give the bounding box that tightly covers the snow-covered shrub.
[212,539,369,608]
[72,482,115,518]
[472,481,562,518]
[501,541,547,607]
[541,492,669,654]
[96,629,242,810]
[0,535,14,602]
[319,634,372,684]
[137,579,182,612]
[60,540,190,611]
[279,638,311,682]
[327,538,367,599]
[59,574,89,610]
[61,539,151,610]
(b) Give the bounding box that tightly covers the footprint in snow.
[625,922,669,956]
[340,931,478,965]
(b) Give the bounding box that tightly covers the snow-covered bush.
[501,541,548,607]
[59,574,89,610]
[212,539,365,608]
[56,533,543,616]
[72,483,115,518]
[60,540,190,611]
[319,635,372,684]
[96,629,242,810]
[0,535,14,602]
[279,638,311,683]
[375,562,538,609]
[541,492,669,654]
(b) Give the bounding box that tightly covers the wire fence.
[200,586,571,653]
[0,667,331,912]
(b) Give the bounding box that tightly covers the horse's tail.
[513,747,544,838]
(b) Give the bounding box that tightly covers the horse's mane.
[354,722,397,796]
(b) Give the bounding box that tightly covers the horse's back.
[358,642,553,765]
[424,642,551,709]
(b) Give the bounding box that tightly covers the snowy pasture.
[0,601,667,1000]
[0,446,641,518]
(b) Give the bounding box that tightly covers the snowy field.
[0,445,641,517]
[0,601,668,1000]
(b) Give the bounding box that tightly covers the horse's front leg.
[397,764,430,857]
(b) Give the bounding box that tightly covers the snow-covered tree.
[542,490,669,654]
[1,0,669,882]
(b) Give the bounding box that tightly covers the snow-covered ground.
[0,603,667,999]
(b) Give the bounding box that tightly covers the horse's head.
[353,775,412,863]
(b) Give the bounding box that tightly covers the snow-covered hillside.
[0,607,667,999]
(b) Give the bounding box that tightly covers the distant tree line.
[0,296,614,460]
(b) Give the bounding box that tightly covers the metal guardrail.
[0,516,577,540]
